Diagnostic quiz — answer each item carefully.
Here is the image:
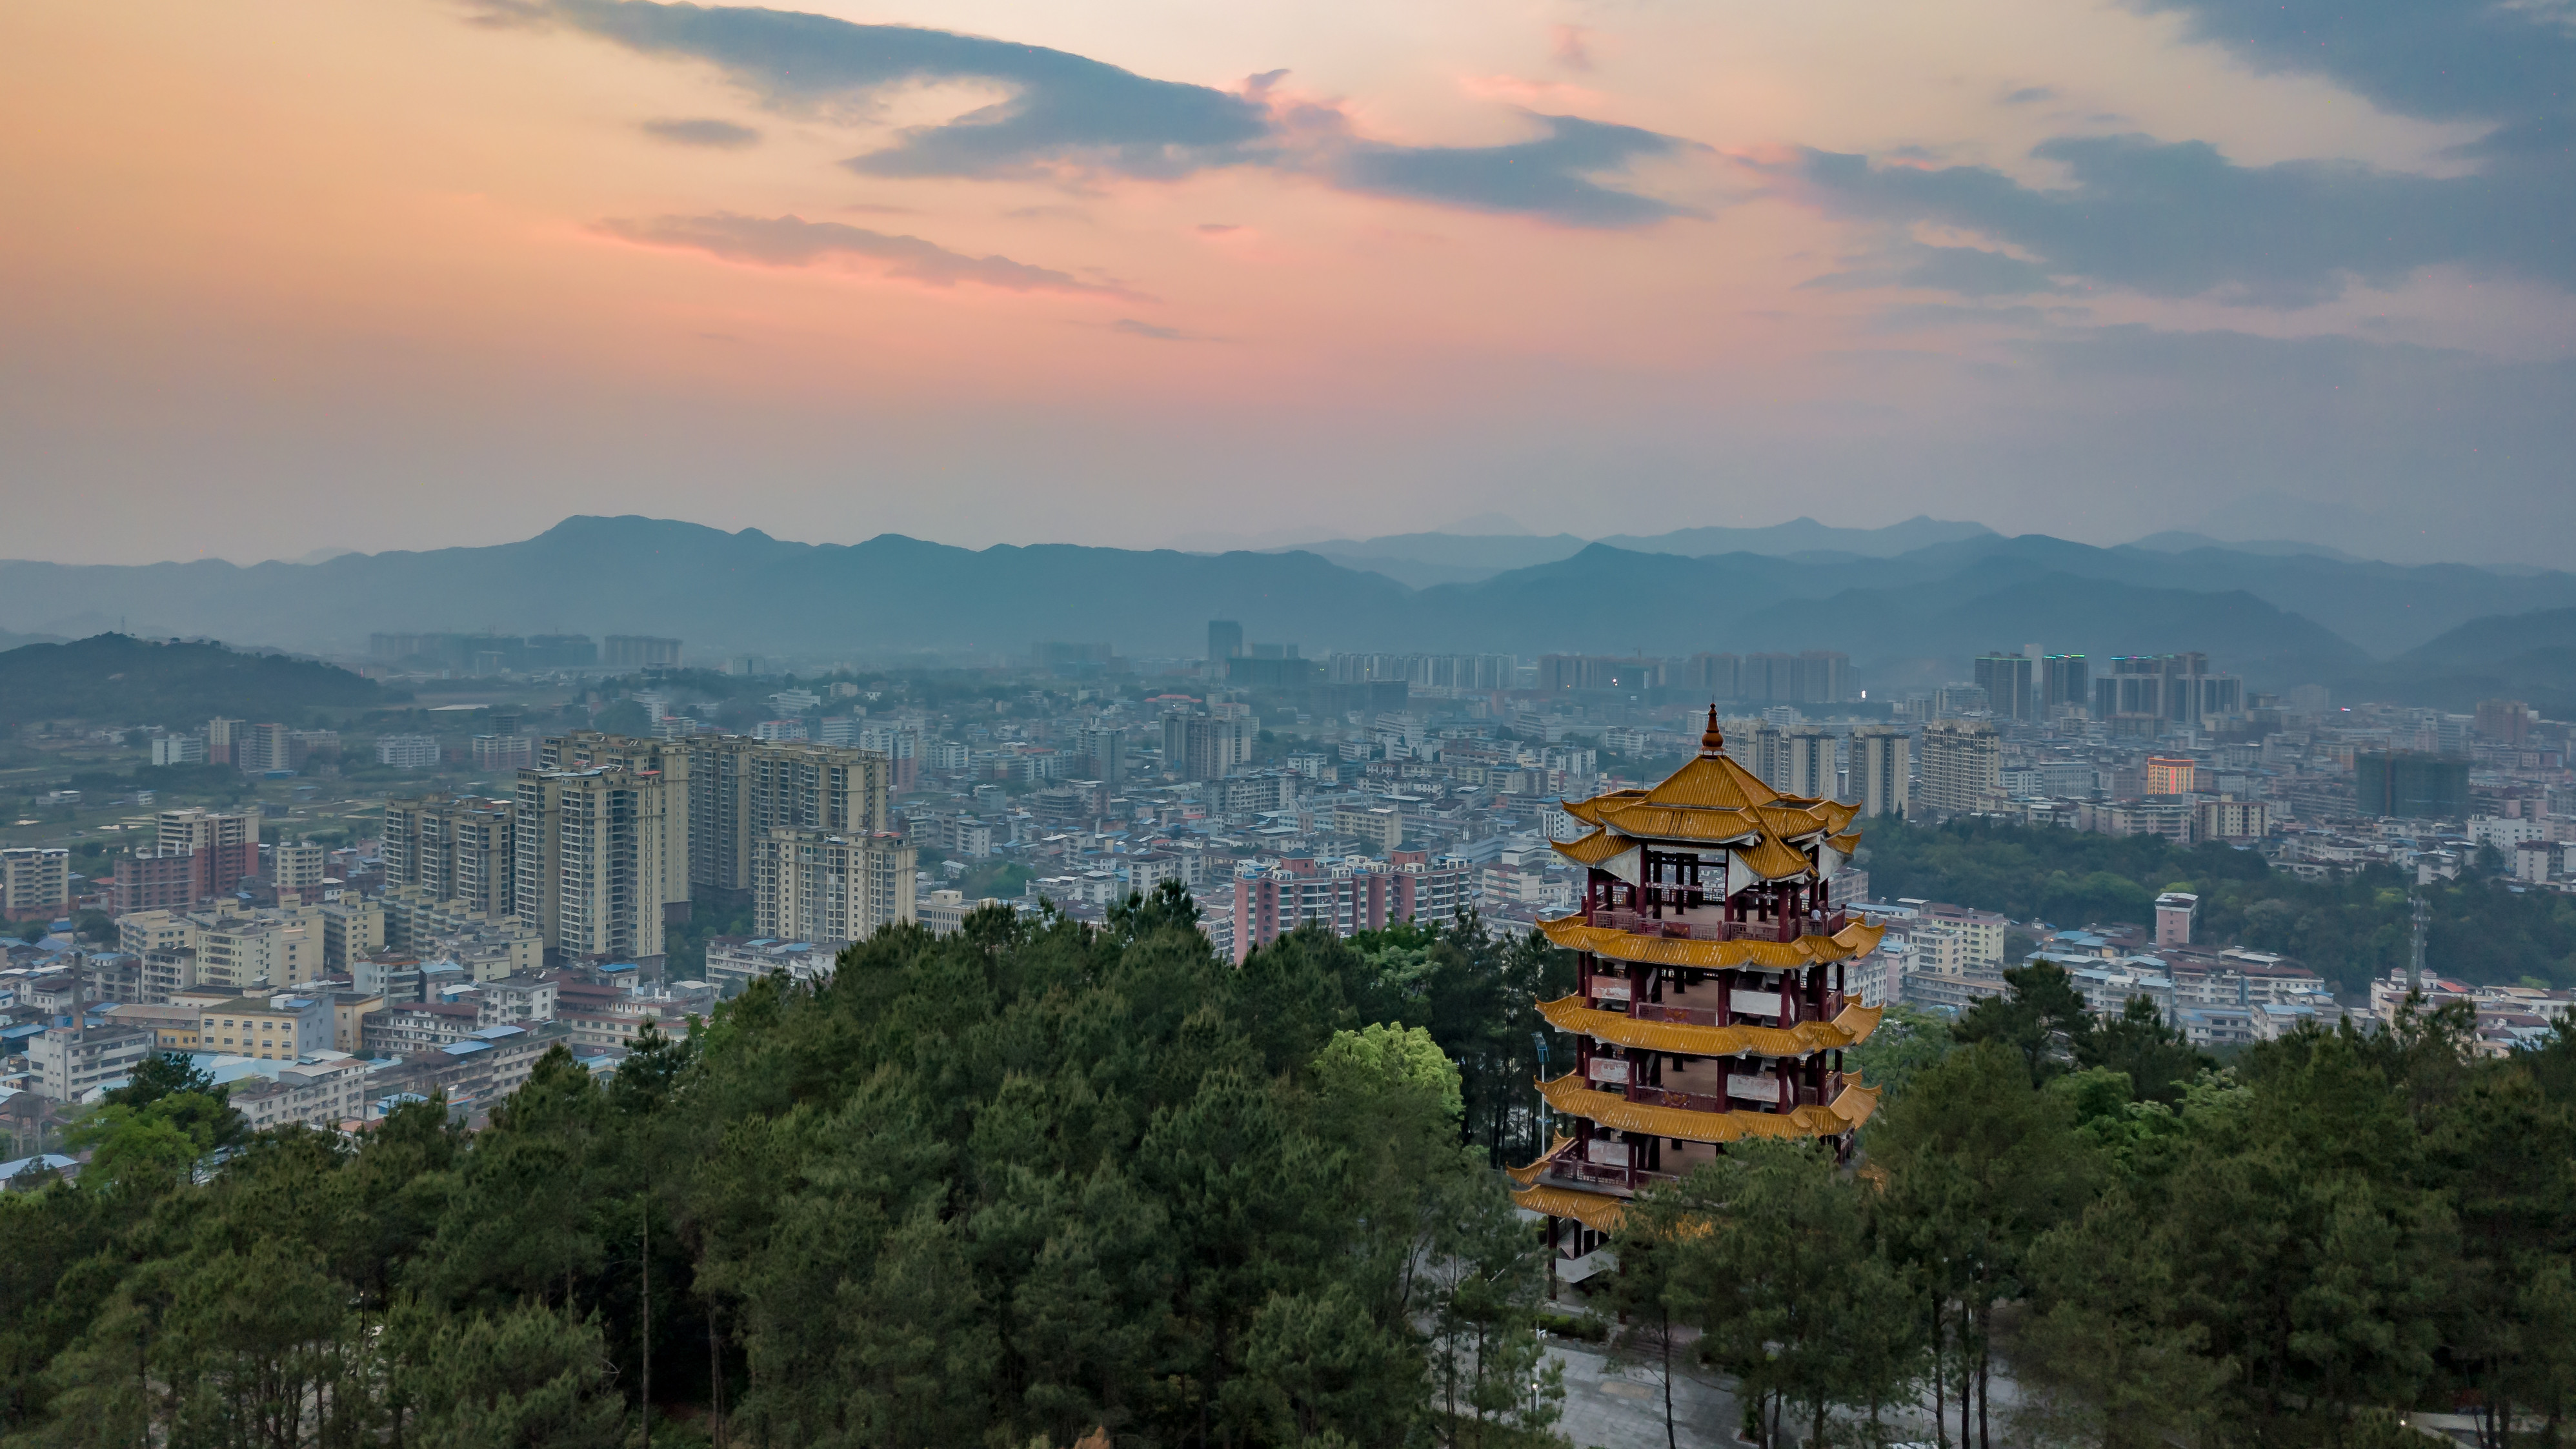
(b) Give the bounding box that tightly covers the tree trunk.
[1662,1306,1677,1449]
[641,1205,652,1449]
[709,1308,725,1449]
[1958,1297,1971,1449]
[1975,1297,1991,1449]
[1932,1297,1947,1449]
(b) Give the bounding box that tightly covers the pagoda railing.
[1553,1160,1682,1192]
[1622,1083,1731,1113]
[1587,908,1849,942]
[1627,989,1847,1027]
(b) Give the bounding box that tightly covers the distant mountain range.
[4,516,2574,700]
[1262,516,1998,587]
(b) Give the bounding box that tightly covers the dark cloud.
[1802,241,2058,297]
[542,0,1271,179]
[1336,114,1704,228]
[2128,0,2576,125]
[507,1,1704,227]
[1787,0,2576,308]
[2000,86,2057,105]
[592,212,1136,296]
[1112,318,1190,339]
[1196,222,1243,234]
[639,116,760,148]
[1795,132,2576,305]
[1867,302,2052,331]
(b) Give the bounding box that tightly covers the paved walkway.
[1545,1335,1742,1449]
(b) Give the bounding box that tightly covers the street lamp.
[1531,1031,1551,1142]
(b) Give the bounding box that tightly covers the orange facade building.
[1509,707,1887,1279]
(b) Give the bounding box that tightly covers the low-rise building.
[29,1024,155,1102]
[703,937,836,993]
[361,1001,483,1056]
[914,891,1007,937]
[103,1001,203,1051]
[227,1056,373,1132]
[196,994,332,1062]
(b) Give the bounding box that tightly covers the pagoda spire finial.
[1700,703,1724,755]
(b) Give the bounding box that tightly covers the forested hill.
[1857,818,2576,993]
[0,633,389,729]
[0,892,1577,1448]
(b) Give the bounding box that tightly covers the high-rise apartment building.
[1163,712,1256,780]
[1747,725,1835,799]
[2476,699,2535,745]
[1536,656,1665,692]
[539,733,696,921]
[1208,620,1244,662]
[635,735,887,909]
[856,725,919,791]
[1854,727,1911,818]
[2041,654,2089,714]
[1973,653,2037,722]
[1072,725,1125,789]
[1918,721,2001,817]
[2092,654,2243,733]
[234,722,294,773]
[754,828,917,948]
[383,796,518,918]
[1,847,70,922]
[605,635,684,668]
[2355,752,2471,821]
[1678,652,1740,698]
[205,717,241,765]
[513,766,672,965]
[137,806,263,904]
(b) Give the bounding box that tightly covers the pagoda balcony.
[1545,1160,1679,1195]
[1627,989,1846,1027]
[1621,1082,1731,1113]
[1586,907,1850,942]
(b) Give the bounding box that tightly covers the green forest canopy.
[0,633,389,729]
[1860,818,2576,993]
[0,891,1576,1449]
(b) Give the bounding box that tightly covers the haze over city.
[8,0,2573,566]
[5,4,2576,1448]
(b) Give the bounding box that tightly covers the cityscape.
[5,0,2573,1443]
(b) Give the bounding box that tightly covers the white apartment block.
[753,829,917,949]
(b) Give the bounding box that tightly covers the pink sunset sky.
[4,0,2570,565]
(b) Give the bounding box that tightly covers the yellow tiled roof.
[1755,803,1835,842]
[1735,833,1814,880]
[1536,1073,1880,1144]
[1551,829,1635,868]
[1560,791,1645,827]
[1505,1133,1576,1186]
[1510,1182,1628,1231]
[1640,752,1782,810]
[1537,915,1887,968]
[1588,803,1761,845]
[1535,996,1886,1056]
[1553,745,1866,878]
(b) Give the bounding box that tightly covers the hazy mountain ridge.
[1,517,2568,685]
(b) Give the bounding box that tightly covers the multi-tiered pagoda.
[1511,707,1887,1276]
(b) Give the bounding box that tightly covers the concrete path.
[1544,1335,1742,1449]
